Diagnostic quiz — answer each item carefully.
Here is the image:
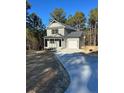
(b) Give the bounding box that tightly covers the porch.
[44,37,65,49]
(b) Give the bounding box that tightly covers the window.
[50,39,54,43]
[52,29,58,34]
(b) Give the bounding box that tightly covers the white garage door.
[67,40,79,49]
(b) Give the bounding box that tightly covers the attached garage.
[67,38,79,49]
[66,31,84,49]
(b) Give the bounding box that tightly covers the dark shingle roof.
[67,31,83,38]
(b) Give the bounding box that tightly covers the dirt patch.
[81,46,98,54]
[26,51,70,93]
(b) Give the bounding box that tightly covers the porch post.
[53,38,54,48]
[54,38,56,48]
[44,38,45,49]
[48,38,50,48]
[61,38,62,47]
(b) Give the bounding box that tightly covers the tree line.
[26,0,98,50]
[50,8,98,46]
[26,1,46,50]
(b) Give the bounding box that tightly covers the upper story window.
[52,29,58,34]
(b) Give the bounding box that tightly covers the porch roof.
[44,36,64,39]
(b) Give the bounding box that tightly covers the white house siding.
[47,29,52,36]
[49,22,63,28]
[66,38,79,49]
[61,39,66,48]
[45,21,84,49]
[47,28,65,36]
[58,28,64,36]
[45,22,66,49]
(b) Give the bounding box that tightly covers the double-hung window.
[52,29,58,34]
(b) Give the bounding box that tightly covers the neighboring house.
[44,20,84,50]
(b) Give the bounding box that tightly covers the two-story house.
[44,20,84,50]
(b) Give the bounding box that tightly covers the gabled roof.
[67,31,83,38]
[47,19,76,30]
[47,20,63,28]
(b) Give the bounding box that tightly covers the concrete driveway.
[55,52,98,93]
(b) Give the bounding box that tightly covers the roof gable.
[47,20,65,28]
[47,20,76,30]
